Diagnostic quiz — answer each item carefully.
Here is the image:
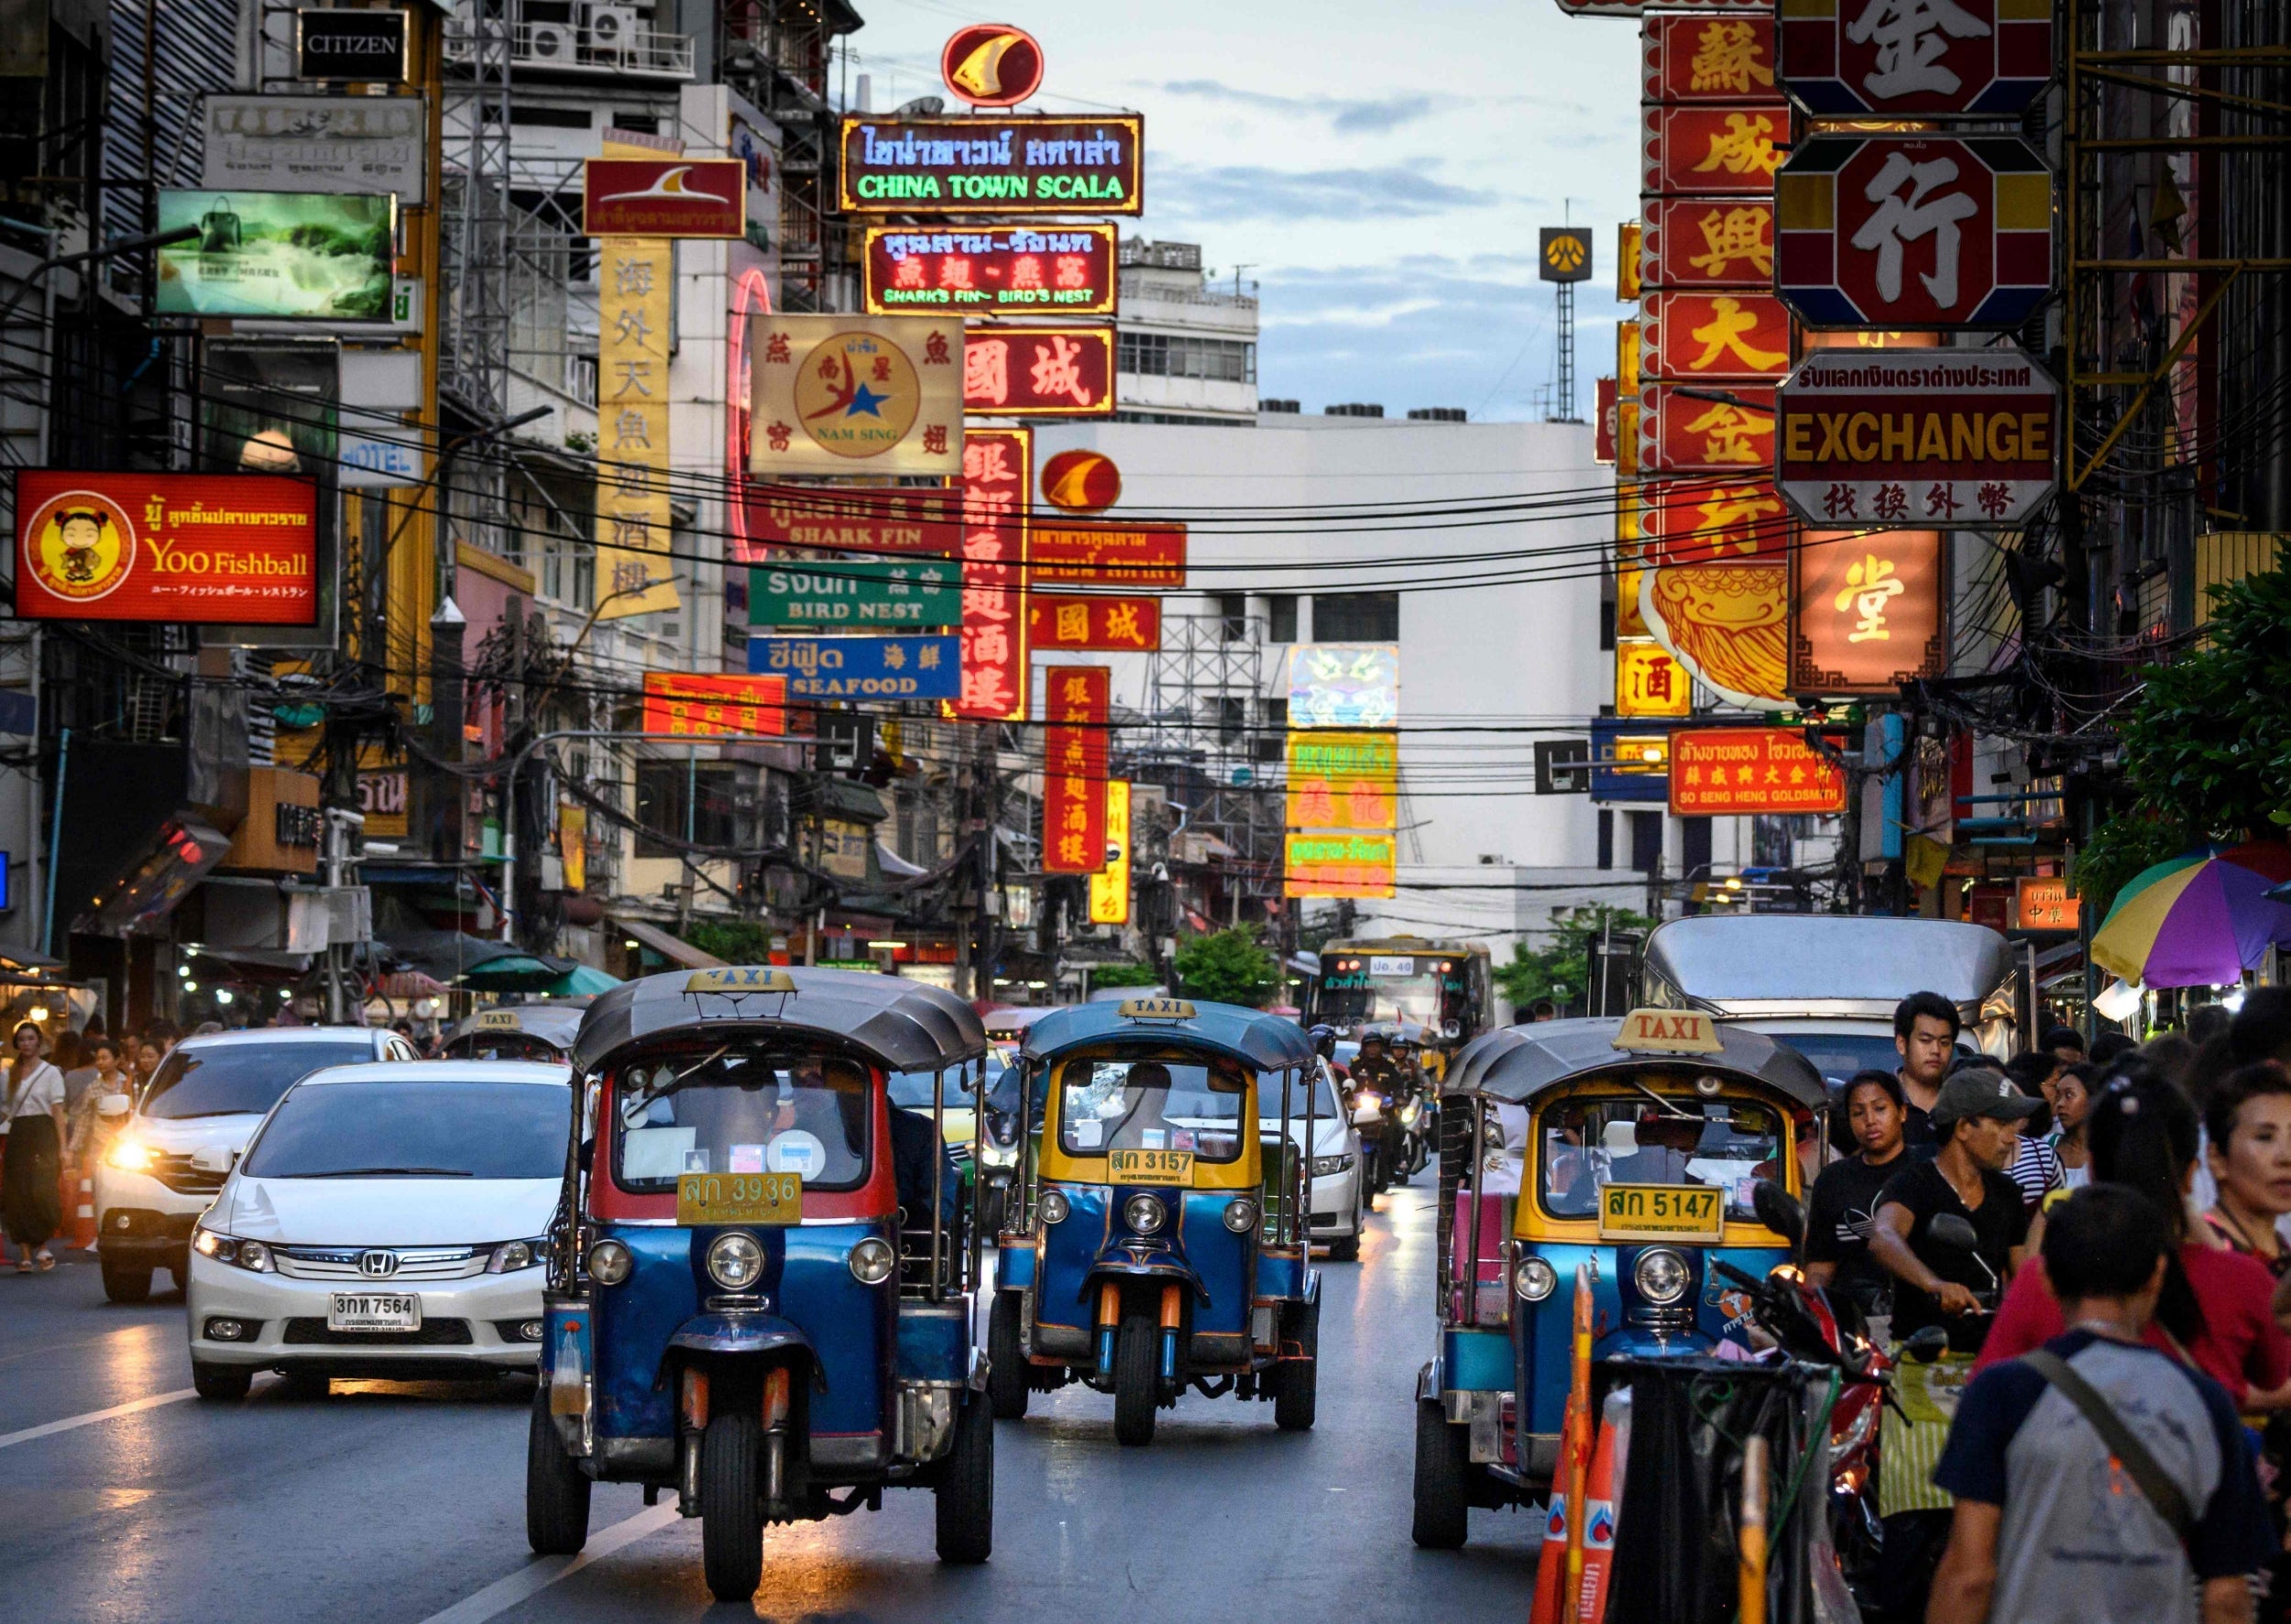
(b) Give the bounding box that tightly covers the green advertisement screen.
[155,190,395,321]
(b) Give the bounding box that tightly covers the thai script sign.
[200,94,428,203]
[14,472,317,624]
[2015,876,2080,932]
[735,487,961,564]
[748,313,964,477]
[1779,0,2053,117]
[582,159,747,237]
[866,225,1116,314]
[838,115,1144,214]
[1283,832,1397,899]
[1043,666,1109,874]
[744,635,962,699]
[1669,728,1848,816]
[965,323,1116,416]
[748,560,959,628]
[1285,730,1398,831]
[641,673,789,738]
[1029,522,1186,586]
[1775,346,2060,528]
[1027,594,1160,651]
[1788,528,1947,694]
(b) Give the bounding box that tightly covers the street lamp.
[0,223,201,327]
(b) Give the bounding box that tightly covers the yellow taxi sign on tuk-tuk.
[1108,1147,1196,1186]
[1597,1182,1725,1243]
[474,1009,523,1031]
[685,966,798,995]
[1117,996,1196,1021]
[676,1171,803,1225]
[1612,1007,1724,1055]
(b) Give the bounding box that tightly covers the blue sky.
[840,0,1644,421]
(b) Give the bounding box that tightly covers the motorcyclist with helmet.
[1350,1027,1408,1195]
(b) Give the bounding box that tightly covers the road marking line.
[0,1387,197,1451]
[417,1503,683,1624]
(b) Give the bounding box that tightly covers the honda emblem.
[356,1250,399,1278]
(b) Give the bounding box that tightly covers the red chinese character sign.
[1642,14,1776,102]
[1670,729,1847,816]
[1639,476,1791,568]
[735,487,962,565]
[1640,290,1792,381]
[955,427,1031,720]
[1643,104,1787,196]
[1638,382,1776,472]
[748,313,963,476]
[1776,135,2052,329]
[1043,666,1109,874]
[1641,196,1776,289]
[1775,346,2061,528]
[1029,523,1187,587]
[641,673,788,738]
[1789,528,1947,693]
[1027,595,1161,651]
[963,324,1115,416]
[1779,0,2052,117]
[864,225,1116,316]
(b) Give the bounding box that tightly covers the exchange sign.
[745,634,962,700]
[1779,0,2053,117]
[1641,195,1775,290]
[1669,729,1847,816]
[965,324,1115,416]
[1776,134,2052,330]
[1775,346,2060,529]
[1641,103,1787,196]
[839,115,1143,214]
[1638,381,1776,473]
[1641,13,1776,102]
[1640,290,1792,381]
[582,159,746,237]
[748,314,963,477]
[865,224,1116,314]
[747,560,958,628]
[1788,528,1946,694]
[14,472,318,624]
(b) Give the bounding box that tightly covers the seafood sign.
[743,634,962,700]
[14,471,317,624]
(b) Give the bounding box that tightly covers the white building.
[1112,240,1260,426]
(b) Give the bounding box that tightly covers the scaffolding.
[718,0,860,313]
[1136,612,1286,919]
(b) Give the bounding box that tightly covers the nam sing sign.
[865,225,1116,314]
[15,472,317,624]
[839,116,1143,215]
[1669,729,1848,817]
[1776,346,2060,528]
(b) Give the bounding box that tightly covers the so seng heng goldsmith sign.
[15,471,317,624]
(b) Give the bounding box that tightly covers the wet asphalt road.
[0,1188,1539,1622]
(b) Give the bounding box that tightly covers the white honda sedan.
[183,1061,571,1399]
[1263,1065,1365,1261]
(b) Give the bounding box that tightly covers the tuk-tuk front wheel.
[986,1290,1029,1420]
[1274,1300,1318,1432]
[934,1389,994,1564]
[699,1410,764,1602]
[1112,1313,1158,1447]
[1411,1397,1472,1549]
[525,1388,592,1555]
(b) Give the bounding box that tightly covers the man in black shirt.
[1893,990,1960,1154]
[1868,1069,2038,1349]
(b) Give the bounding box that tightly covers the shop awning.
[607,913,725,971]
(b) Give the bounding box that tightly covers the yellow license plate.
[1108,1148,1195,1187]
[1596,1183,1724,1243]
[676,1171,804,1226]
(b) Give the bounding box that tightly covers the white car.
[183,1060,571,1399]
[97,1026,417,1301]
[1265,1065,1365,1261]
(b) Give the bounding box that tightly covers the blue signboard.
[1590,717,1674,805]
[745,634,961,700]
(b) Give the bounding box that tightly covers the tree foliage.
[1493,905,1658,1013]
[1083,961,1162,990]
[680,918,778,966]
[1173,927,1280,1008]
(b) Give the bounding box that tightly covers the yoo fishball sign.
[14,472,318,625]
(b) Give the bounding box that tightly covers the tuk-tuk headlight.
[1634,1247,1692,1306]
[707,1232,765,1291]
[586,1237,634,1286]
[1123,1193,1166,1235]
[848,1236,896,1286]
[1038,1190,1070,1225]
[1514,1256,1558,1301]
[1222,1198,1256,1234]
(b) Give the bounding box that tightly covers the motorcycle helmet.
[1307,1023,1338,1059]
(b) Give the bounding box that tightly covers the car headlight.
[1038,1190,1070,1225]
[848,1236,896,1285]
[1222,1198,1256,1234]
[487,1237,548,1274]
[1514,1256,1558,1301]
[105,1136,154,1173]
[1311,1154,1354,1177]
[192,1226,273,1273]
[707,1232,765,1291]
[1634,1247,1692,1306]
[1123,1193,1165,1235]
[586,1237,633,1286]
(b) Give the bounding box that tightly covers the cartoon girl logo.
[23,489,137,603]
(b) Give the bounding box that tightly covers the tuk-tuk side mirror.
[1751,1179,1806,1250]
[97,1092,133,1119]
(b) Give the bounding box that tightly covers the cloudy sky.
[839,0,1644,420]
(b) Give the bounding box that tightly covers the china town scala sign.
[1776,134,2052,330]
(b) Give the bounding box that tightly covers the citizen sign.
[294,8,409,82]
[1775,346,2060,529]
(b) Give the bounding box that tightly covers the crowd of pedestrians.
[1801,988,2291,1623]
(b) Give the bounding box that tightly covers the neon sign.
[864,224,1116,314]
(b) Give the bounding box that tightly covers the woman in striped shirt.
[1998,1050,2065,1208]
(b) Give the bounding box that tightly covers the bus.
[1304,937,1494,1074]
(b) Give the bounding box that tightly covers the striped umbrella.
[2090,840,2291,988]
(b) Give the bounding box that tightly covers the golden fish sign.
[940,25,1045,108]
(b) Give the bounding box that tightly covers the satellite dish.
[894,95,946,118]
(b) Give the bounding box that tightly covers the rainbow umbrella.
[2090,840,2291,988]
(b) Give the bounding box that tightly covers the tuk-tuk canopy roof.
[571,967,986,1074]
[1641,915,2011,1022]
[1021,998,1317,1071]
[1441,1016,1825,1109]
[444,1003,586,1052]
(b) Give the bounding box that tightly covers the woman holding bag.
[2,1021,68,1272]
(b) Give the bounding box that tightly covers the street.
[0,1188,1537,1623]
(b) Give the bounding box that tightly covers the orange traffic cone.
[1530,1412,1619,1624]
[1532,1267,1602,1624]
[63,1159,96,1250]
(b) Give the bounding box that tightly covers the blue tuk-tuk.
[1411,1009,1824,1547]
[525,968,994,1600]
[985,996,1321,1446]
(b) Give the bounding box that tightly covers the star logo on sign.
[845,383,890,418]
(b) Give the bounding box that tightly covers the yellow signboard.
[1283,831,1397,899]
[675,1172,803,1226]
[686,966,798,994]
[1089,780,1131,925]
[593,229,681,620]
[1285,730,1398,830]
[1617,637,1693,718]
[747,313,964,477]
[1108,1148,1195,1187]
[1117,996,1197,1021]
[558,803,586,893]
[1613,1007,1724,1054]
[1596,1183,1724,1244]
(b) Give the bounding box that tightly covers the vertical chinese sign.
[1042,665,1108,874]
[955,426,1031,719]
[1283,664,1398,899]
[594,236,680,619]
[1089,779,1131,924]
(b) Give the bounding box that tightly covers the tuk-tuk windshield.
[614,1049,871,1191]
[1539,1095,1784,1221]
[886,1069,979,1110]
[1057,1054,1247,1163]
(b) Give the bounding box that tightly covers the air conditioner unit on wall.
[524,20,576,62]
[581,5,639,60]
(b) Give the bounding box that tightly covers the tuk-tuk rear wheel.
[1273,1301,1318,1432]
[986,1291,1029,1420]
[1410,1397,1472,1549]
[934,1390,994,1563]
[524,1388,591,1555]
[699,1410,764,1601]
[1112,1313,1158,1447]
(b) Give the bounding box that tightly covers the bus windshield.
[1314,950,1477,1033]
